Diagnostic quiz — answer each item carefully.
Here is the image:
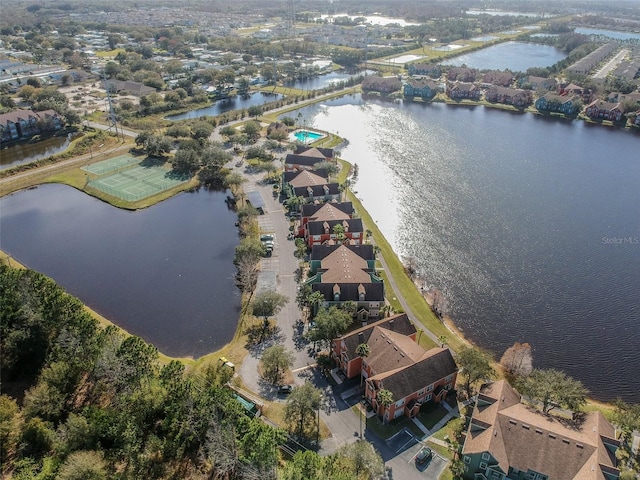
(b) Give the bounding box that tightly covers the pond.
[283,70,367,91]
[443,41,567,72]
[166,92,281,121]
[0,184,241,358]
[1,133,75,171]
[574,27,640,42]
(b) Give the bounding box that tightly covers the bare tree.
[500,342,534,376]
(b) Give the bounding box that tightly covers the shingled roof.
[294,183,340,199]
[286,170,329,188]
[285,153,327,168]
[307,217,363,236]
[304,203,352,224]
[310,243,373,262]
[294,145,334,159]
[301,201,353,219]
[463,380,620,480]
[370,348,457,400]
[313,281,384,303]
[336,314,415,361]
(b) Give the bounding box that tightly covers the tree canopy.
[517,368,588,414]
[456,346,495,399]
[306,306,352,348]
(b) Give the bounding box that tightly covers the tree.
[306,306,352,348]
[57,450,107,480]
[224,172,246,196]
[0,395,21,467]
[243,120,261,140]
[500,342,533,376]
[356,343,370,386]
[285,382,321,438]
[191,121,214,140]
[260,345,294,385]
[376,389,394,422]
[456,346,495,399]
[250,291,288,341]
[332,439,385,479]
[517,369,587,414]
[332,223,346,241]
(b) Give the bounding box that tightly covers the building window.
[445,374,453,382]
[482,453,490,461]
[395,399,405,408]
[427,384,433,392]
[425,394,431,402]
[463,456,470,464]
[479,462,487,470]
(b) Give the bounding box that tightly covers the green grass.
[431,416,464,442]
[365,414,424,439]
[417,404,449,430]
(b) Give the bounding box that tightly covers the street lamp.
[359,397,366,438]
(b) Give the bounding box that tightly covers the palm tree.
[438,335,448,348]
[376,389,394,423]
[356,343,370,386]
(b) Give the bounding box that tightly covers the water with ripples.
[291,94,640,402]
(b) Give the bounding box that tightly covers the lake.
[575,27,640,42]
[1,133,74,171]
[289,94,640,403]
[166,92,281,121]
[0,184,241,358]
[284,70,367,91]
[443,41,567,72]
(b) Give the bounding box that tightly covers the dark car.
[277,385,293,395]
[415,447,433,468]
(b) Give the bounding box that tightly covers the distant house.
[332,314,458,422]
[102,79,156,96]
[481,70,514,87]
[361,76,402,94]
[294,145,334,161]
[558,82,592,103]
[304,217,363,248]
[585,99,624,122]
[461,380,620,480]
[485,86,532,107]
[299,201,354,237]
[518,75,557,91]
[605,91,640,106]
[404,78,438,100]
[447,67,477,82]
[0,109,62,145]
[407,63,442,78]
[535,93,581,115]
[446,82,481,101]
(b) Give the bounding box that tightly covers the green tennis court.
[82,154,141,176]
[87,165,190,202]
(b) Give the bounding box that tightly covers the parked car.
[415,447,433,468]
[277,385,293,395]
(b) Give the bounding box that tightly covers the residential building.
[558,83,593,103]
[102,79,157,96]
[299,201,354,237]
[293,183,341,205]
[282,169,328,198]
[518,76,557,91]
[304,217,363,248]
[407,63,442,78]
[446,82,482,101]
[331,314,458,422]
[361,76,402,94]
[285,146,333,172]
[585,100,624,122]
[0,109,62,145]
[294,145,334,161]
[404,78,439,100]
[535,93,581,115]
[447,67,477,82]
[481,71,514,87]
[485,86,532,107]
[461,380,620,480]
[309,243,375,276]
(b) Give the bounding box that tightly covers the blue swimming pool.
[292,129,324,143]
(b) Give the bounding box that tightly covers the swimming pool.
[292,129,325,144]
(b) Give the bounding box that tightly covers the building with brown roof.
[305,217,363,248]
[299,202,354,237]
[585,100,625,122]
[309,243,383,320]
[361,76,402,94]
[294,145,334,161]
[0,109,62,144]
[446,82,482,101]
[461,380,620,480]
[331,314,457,422]
[282,169,329,198]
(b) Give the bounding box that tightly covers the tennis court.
[87,164,190,202]
[82,154,141,176]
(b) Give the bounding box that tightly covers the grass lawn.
[431,416,464,443]
[417,404,449,430]
[365,413,424,439]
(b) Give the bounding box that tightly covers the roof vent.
[509,420,517,425]
[562,439,570,445]
[549,434,556,439]
[577,444,584,449]
[522,425,530,430]
[535,429,543,434]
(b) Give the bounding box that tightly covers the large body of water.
[575,27,640,42]
[284,70,366,91]
[0,185,241,358]
[290,94,640,403]
[444,42,567,72]
[166,92,281,121]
